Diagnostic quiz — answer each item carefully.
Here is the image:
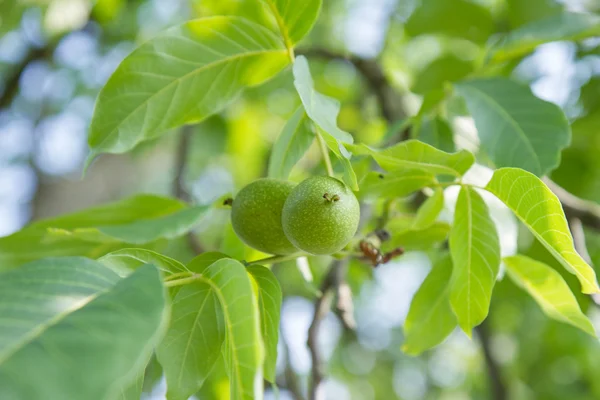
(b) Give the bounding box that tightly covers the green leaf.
[359,170,437,199]
[384,219,450,252]
[268,107,314,180]
[261,0,322,45]
[504,255,595,336]
[98,248,186,277]
[449,186,500,336]
[417,116,455,153]
[87,16,289,162]
[456,78,570,176]
[0,195,189,270]
[348,140,474,177]
[485,168,600,294]
[412,55,473,95]
[293,55,358,190]
[490,12,600,62]
[247,265,282,382]
[187,257,264,399]
[0,259,168,400]
[403,255,456,355]
[413,188,444,230]
[157,253,229,400]
[405,0,493,43]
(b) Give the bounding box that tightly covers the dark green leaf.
[412,55,473,95]
[405,0,493,43]
[0,259,168,400]
[403,254,456,355]
[268,107,314,180]
[247,265,282,382]
[87,16,289,163]
[449,186,500,336]
[417,116,455,153]
[456,78,570,176]
[485,168,600,294]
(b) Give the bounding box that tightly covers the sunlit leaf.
[186,257,264,400]
[247,265,282,382]
[490,12,600,62]
[98,248,186,277]
[349,140,474,177]
[268,107,314,180]
[456,78,570,176]
[413,188,444,229]
[293,55,358,190]
[261,0,322,45]
[87,16,289,163]
[0,259,168,399]
[0,195,187,271]
[403,255,456,355]
[405,0,493,43]
[449,186,500,336]
[485,168,600,293]
[359,170,437,199]
[505,255,595,336]
[157,253,229,400]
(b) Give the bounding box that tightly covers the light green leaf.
[490,12,600,62]
[0,194,188,270]
[403,255,456,355]
[348,140,474,177]
[118,368,145,400]
[417,116,455,153]
[505,255,595,336]
[485,168,600,294]
[268,107,314,180]
[261,0,322,45]
[87,16,289,162]
[405,0,493,43]
[359,170,437,199]
[455,78,570,176]
[187,257,264,400]
[0,259,168,400]
[293,55,358,190]
[413,188,444,230]
[449,186,500,336]
[247,265,282,382]
[157,253,229,400]
[98,248,186,277]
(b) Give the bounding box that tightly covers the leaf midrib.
[460,84,542,174]
[263,0,295,61]
[92,48,286,152]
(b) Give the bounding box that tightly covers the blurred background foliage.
[1,0,600,399]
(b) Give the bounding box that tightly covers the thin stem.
[164,275,201,287]
[246,253,310,266]
[164,271,192,281]
[316,131,334,177]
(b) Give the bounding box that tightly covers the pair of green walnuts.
[231,176,360,255]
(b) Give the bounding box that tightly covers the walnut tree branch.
[475,321,507,400]
[173,125,204,254]
[307,259,349,400]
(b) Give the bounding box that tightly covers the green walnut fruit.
[231,178,298,255]
[282,176,360,255]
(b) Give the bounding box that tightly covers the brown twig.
[475,321,507,400]
[307,259,349,400]
[174,125,204,254]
